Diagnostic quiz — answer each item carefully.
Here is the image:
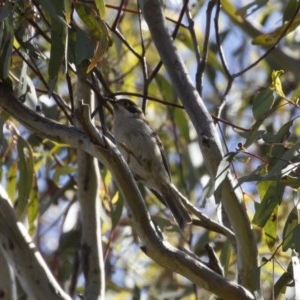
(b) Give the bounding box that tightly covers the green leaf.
[6,161,18,202]
[274,264,293,298]
[174,107,189,142]
[70,27,95,65]
[75,4,107,41]
[155,73,174,102]
[28,176,39,235]
[292,252,300,298]
[282,207,298,251]
[17,136,34,217]
[86,28,110,72]
[279,175,300,189]
[271,70,285,97]
[0,6,13,80]
[293,226,300,253]
[252,88,274,121]
[95,0,106,19]
[111,191,123,229]
[264,205,278,250]
[243,126,266,148]
[0,111,9,146]
[75,3,110,72]
[34,0,68,25]
[52,165,76,185]
[215,152,236,191]
[269,139,300,177]
[237,165,268,186]
[252,17,300,46]
[221,0,243,23]
[40,0,68,91]
[252,180,285,227]
[200,179,215,202]
[64,0,72,24]
[283,0,299,23]
[262,119,293,143]
[219,240,231,277]
[48,13,67,90]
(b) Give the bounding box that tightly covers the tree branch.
[0,83,255,299]
[139,0,259,292]
[0,186,72,300]
[74,75,105,299]
[0,248,17,300]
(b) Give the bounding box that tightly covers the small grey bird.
[111,98,192,229]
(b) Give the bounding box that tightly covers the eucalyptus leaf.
[252,181,285,227]
[17,136,34,217]
[274,267,292,298]
[0,8,13,80]
[252,18,300,46]
[28,176,39,235]
[48,16,66,90]
[282,207,298,251]
[271,70,285,97]
[264,205,278,250]
[252,88,274,121]
[111,191,124,229]
[269,139,300,176]
[215,152,236,191]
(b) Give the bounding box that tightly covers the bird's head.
[111,98,143,119]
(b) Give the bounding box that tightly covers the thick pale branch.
[140,0,259,292]
[75,78,105,300]
[0,83,254,299]
[0,247,17,300]
[0,186,71,300]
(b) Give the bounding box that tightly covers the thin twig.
[146,0,189,91]
[196,0,216,95]
[137,0,149,111]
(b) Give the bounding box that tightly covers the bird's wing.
[150,130,171,180]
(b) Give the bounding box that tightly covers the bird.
[111,98,192,229]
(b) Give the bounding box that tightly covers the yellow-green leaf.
[75,4,110,72]
[95,0,106,19]
[271,70,285,97]
[7,161,17,202]
[279,175,300,189]
[64,0,71,24]
[252,88,274,121]
[87,28,110,73]
[282,207,299,251]
[111,191,123,229]
[252,17,300,46]
[17,136,34,217]
[28,175,39,235]
[253,179,285,228]
[221,0,243,23]
[264,206,278,250]
[52,165,76,185]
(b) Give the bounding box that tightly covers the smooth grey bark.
[0,247,17,300]
[0,185,71,300]
[75,76,105,300]
[139,0,259,293]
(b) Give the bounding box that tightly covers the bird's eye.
[122,101,132,109]
[120,100,141,114]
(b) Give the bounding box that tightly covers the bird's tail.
[158,183,192,229]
